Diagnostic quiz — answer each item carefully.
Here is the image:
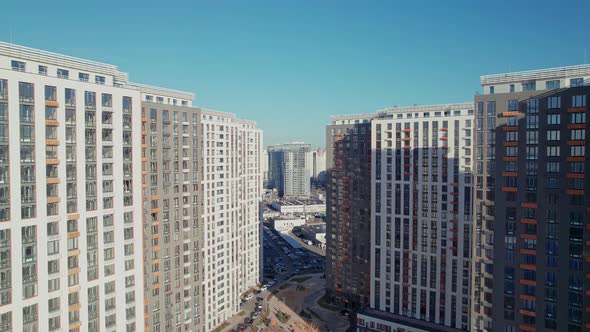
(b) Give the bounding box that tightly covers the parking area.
[222,225,327,331]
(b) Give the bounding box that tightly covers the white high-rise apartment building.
[268,142,311,198]
[310,148,326,185]
[0,42,144,332]
[355,104,474,331]
[199,110,262,330]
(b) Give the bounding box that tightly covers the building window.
[489,86,495,94]
[522,81,536,91]
[546,146,560,157]
[546,130,560,141]
[11,60,25,72]
[79,73,89,82]
[547,114,560,125]
[38,65,47,76]
[572,95,587,107]
[509,84,515,92]
[570,113,586,124]
[546,96,560,109]
[95,76,105,85]
[57,69,69,79]
[546,80,560,89]
[570,78,583,87]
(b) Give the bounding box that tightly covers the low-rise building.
[300,223,326,248]
[269,216,306,232]
[270,199,325,214]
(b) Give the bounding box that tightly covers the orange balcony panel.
[403,137,412,141]
[502,141,518,147]
[150,208,160,214]
[502,157,518,162]
[566,189,584,195]
[567,123,586,129]
[440,136,448,141]
[45,119,59,126]
[403,129,411,133]
[47,177,60,184]
[69,321,82,330]
[67,231,80,239]
[46,158,60,165]
[151,195,160,200]
[586,307,590,313]
[521,202,538,209]
[68,267,81,275]
[501,187,517,192]
[520,218,537,225]
[47,196,60,204]
[586,207,590,213]
[519,324,535,332]
[518,309,536,317]
[567,157,585,162]
[519,279,536,286]
[502,111,520,117]
[502,171,517,177]
[503,126,519,131]
[566,173,585,179]
[141,117,147,123]
[519,294,536,301]
[585,323,590,329]
[45,100,59,107]
[567,140,585,146]
[586,290,590,296]
[520,233,537,240]
[519,264,536,271]
[67,213,80,220]
[567,107,587,113]
[520,249,537,255]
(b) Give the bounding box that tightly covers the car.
[340,309,350,317]
[245,294,253,301]
[260,285,268,291]
[244,317,253,324]
[267,280,276,286]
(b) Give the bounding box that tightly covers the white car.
[260,285,267,291]
[245,294,253,301]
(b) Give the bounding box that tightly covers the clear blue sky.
[1,0,589,148]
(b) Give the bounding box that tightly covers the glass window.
[38,65,47,76]
[102,94,112,107]
[509,84,515,92]
[572,95,587,107]
[547,114,560,125]
[95,76,105,85]
[19,82,34,102]
[45,86,56,101]
[546,80,560,89]
[489,86,494,94]
[85,91,96,109]
[11,60,25,72]
[78,73,89,82]
[57,69,69,79]
[570,113,586,124]
[547,96,560,109]
[522,81,536,91]
[570,78,583,87]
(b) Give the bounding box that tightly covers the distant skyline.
[1,0,589,147]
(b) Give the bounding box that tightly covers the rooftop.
[0,41,129,85]
[127,82,194,100]
[331,102,473,123]
[358,308,466,332]
[273,199,325,206]
[480,64,590,86]
[301,223,326,234]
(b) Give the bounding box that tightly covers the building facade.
[139,95,263,332]
[472,65,590,332]
[0,42,144,332]
[326,115,373,308]
[267,142,311,198]
[311,148,326,186]
[366,104,474,331]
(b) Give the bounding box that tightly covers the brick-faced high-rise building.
[326,115,373,308]
[344,104,475,332]
[135,87,263,332]
[471,65,590,332]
